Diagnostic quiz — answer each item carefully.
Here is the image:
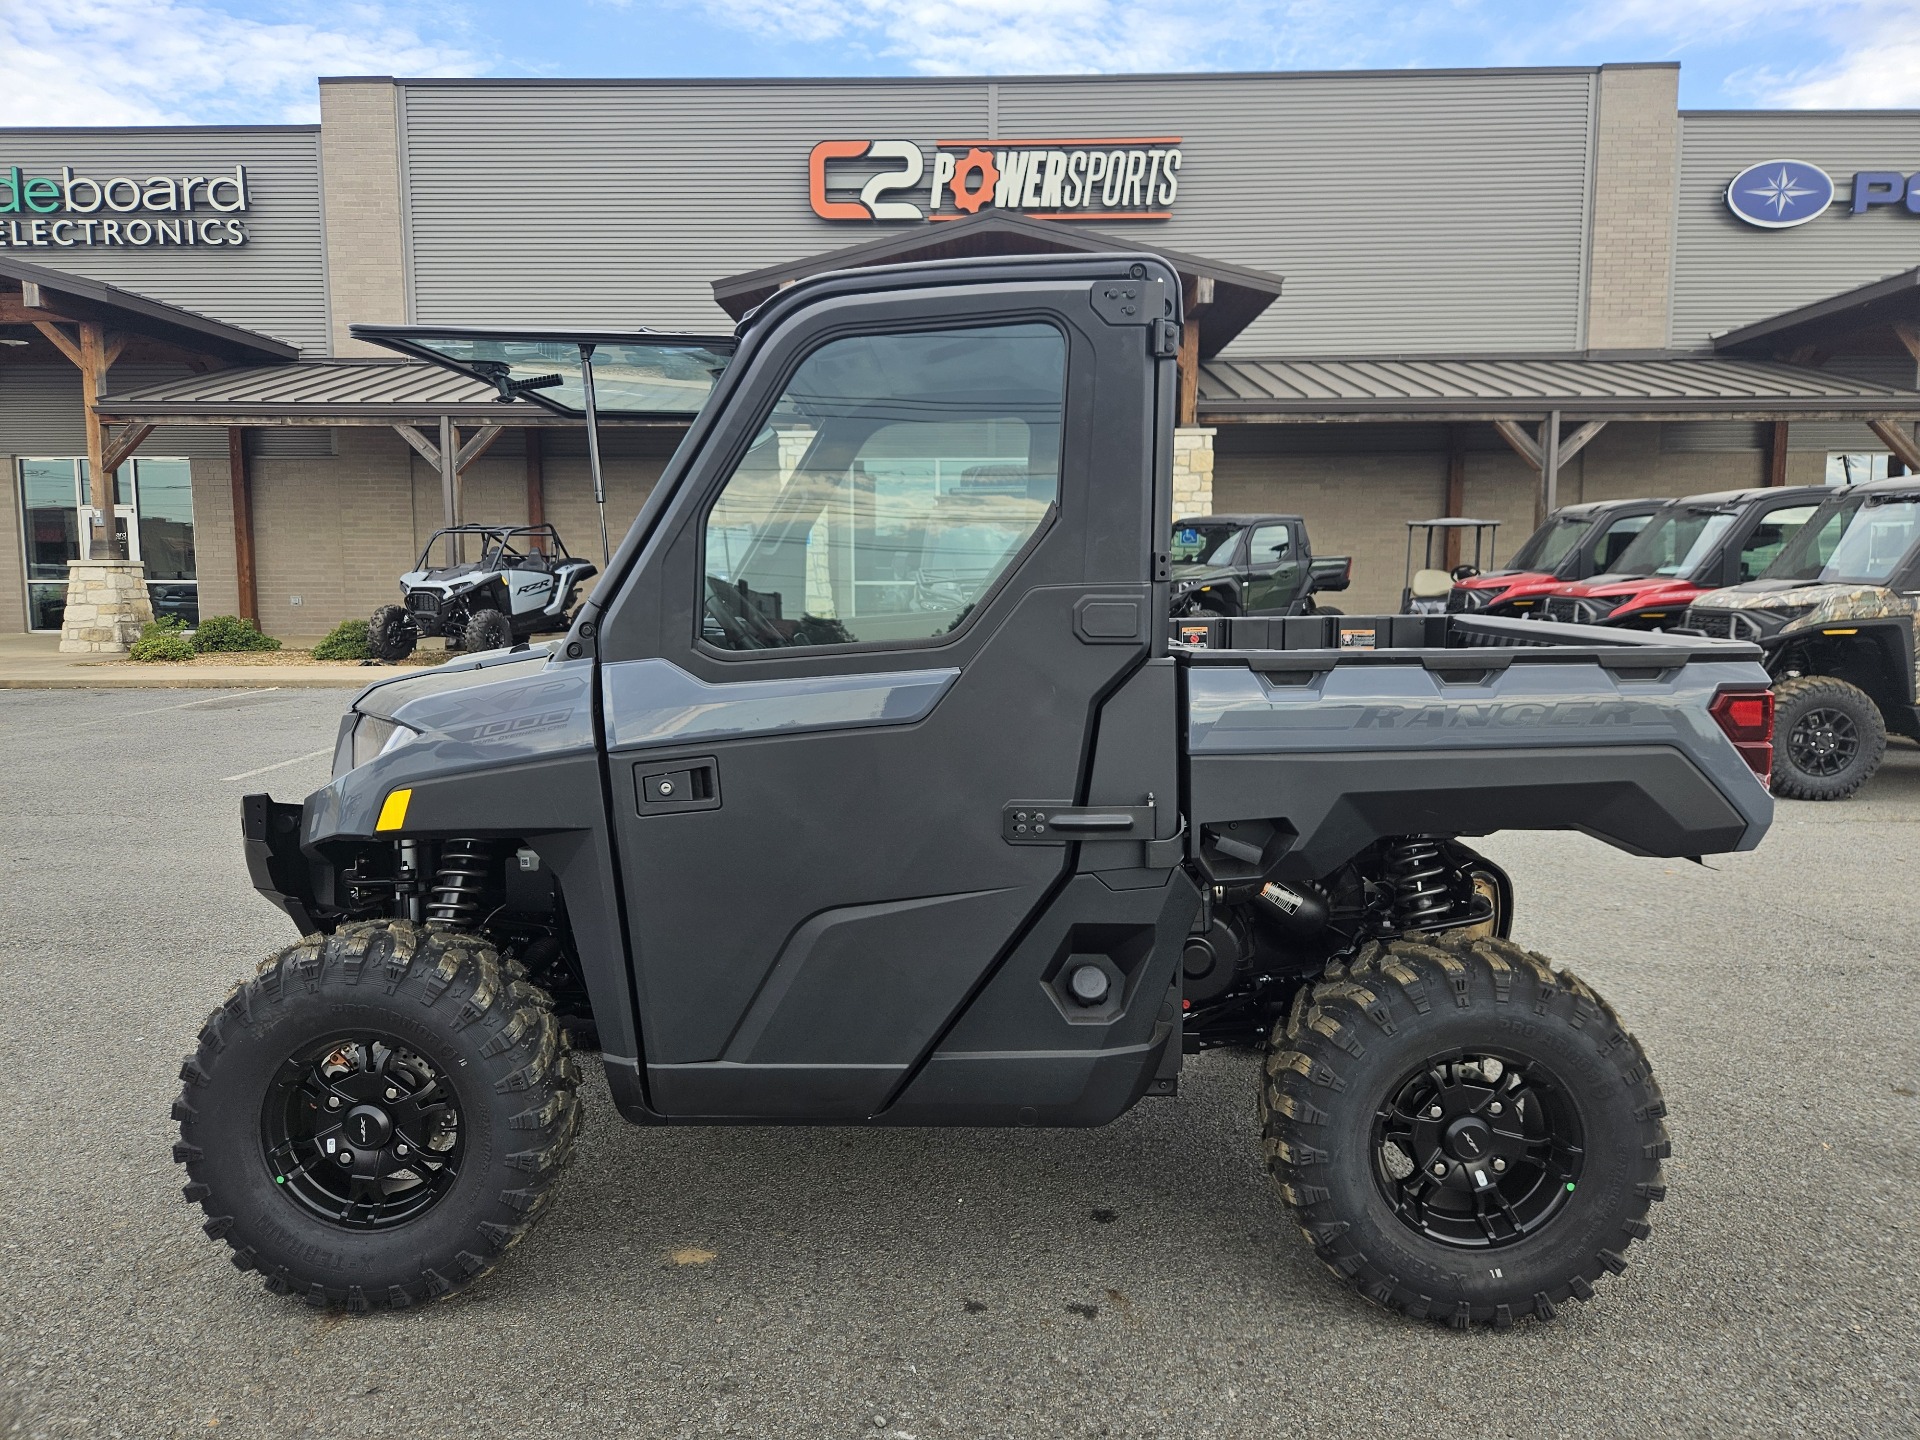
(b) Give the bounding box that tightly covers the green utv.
[174,254,1777,1328]
[1688,475,1920,800]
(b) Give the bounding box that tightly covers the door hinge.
[1004,799,1155,844]
[1152,318,1180,358]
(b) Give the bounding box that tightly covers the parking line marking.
[220,747,332,782]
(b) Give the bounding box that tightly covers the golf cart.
[1401,518,1500,614]
[369,524,596,661]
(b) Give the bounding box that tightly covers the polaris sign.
[1727,159,1920,229]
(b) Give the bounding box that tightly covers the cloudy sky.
[3,0,1916,127]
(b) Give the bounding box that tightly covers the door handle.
[635,756,721,813]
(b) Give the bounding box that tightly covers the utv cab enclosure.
[178,254,1776,1330]
[1448,499,1663,616]
[1538,486,1830,629]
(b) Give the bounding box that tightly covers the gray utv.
[175,254,1776,1328]
[369,523,596,660]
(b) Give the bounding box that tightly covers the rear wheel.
[174,921,582,1310]
[1772,675,1886,801]
[462,608,514,653]
[367,605,417,662]
[1262,934,1667,1328]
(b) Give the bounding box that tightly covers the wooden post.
[1176,317,1200,426]
[1765,421,1789,487]
[524,428,546,548]
[78,321,123,559]
[439,414,460,563]
[1444,425,1466,569]
[228,427,258,622]
[1538,410,1563,529]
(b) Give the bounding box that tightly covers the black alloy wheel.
[462,607,514,653]
[262,1033,464,1229]
[1371,1049,1583,1249]
[1770,675,1887,801]
[368,604,417,662]
[1786,706,1858,778]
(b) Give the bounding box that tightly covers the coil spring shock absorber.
[425,838,493,930]
[1383,836,1454,931]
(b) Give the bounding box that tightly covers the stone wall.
[1172,427,1215,516]
[58,561,153,653]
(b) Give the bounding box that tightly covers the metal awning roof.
[1196,352,1920,422]
[93,358,687,426]
[0,254,298,363]
[1713,266,1920,361]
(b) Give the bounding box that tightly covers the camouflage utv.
[1687,475,1920,799]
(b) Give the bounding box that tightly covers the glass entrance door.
[17,457,196,630]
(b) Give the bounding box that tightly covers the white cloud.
[0,1,484,126]
[1751,22,1920,107]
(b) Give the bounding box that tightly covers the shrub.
[191,614,281,653]
[311,618,372,661]
[129,620,196,662]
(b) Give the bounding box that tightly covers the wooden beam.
[103,332,130,371]
[1868,418,1920,475]
[1176,317,1200,426]
[524,428,546,548]
[453,423,506,474]
[99,423,155,476]
[1556,419,1607,464]
[1491,418,1542,470]
[391,423,443,468]
[30,319,82,368]
[1443,425,1466,569]
[78,321,125,560]
[1765,421,1789,487]
[1894,322,1920,367]
[229,428,258,622]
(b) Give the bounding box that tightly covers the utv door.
[593,262,1177,1120]
[1242,521,1304,613]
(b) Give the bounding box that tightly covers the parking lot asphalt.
[1,686,1916,1440]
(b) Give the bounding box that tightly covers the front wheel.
[1771,675,1887,801]
[367,605,417,662]
[462,607,514,653]
[174,921,582,1310]
[1262,935,1667,1328]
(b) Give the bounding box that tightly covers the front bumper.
[241,793,322,933]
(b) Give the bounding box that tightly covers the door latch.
[636,756,721,814]
[1003,799,1156,844]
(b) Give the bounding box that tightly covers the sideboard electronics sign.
[810,138,1183,223]
[0,165,253,250]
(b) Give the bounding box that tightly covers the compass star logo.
[1726,159,1835,229]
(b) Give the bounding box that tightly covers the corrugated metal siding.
[0,128,327,355]
[402,83,990,330]
[400,72,1595,352]
[998,72,1595,354]
[1673,112,1920,350]
[0,364,226,456]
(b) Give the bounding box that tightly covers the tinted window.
[1248,524,1292,563]
[1509,515,1591,573]
[702,323,1065,650]
[1171,523,1243,564]
[1737,504,1819,581]
[1592,513,1650,571]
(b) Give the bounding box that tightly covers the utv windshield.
[1506,514,1592,573]
[1611,507,1737,579]
[353,327,735,418]
[1171,523,1245,565]
[1764,491,1920,585]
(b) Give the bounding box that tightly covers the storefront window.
[15,456,197,629]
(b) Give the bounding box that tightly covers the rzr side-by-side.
[369,524,596,660]
[175,255,1775,1329]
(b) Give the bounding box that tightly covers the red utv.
[1537,486,1834,629]
[1446,498,1663,616]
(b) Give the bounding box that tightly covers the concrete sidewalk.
[0,633,384,688]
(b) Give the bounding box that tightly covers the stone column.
[1172,427,1216,516]
[59,560,154,654]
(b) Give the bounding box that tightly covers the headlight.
[344,714,420,771]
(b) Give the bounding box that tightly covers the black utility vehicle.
[369,524,597,660]
[178,255,1775,1328]
[1169,513,1350,616]
[1688,475,1920,799]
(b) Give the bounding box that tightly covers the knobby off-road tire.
[1771,675,1886,802]
[174,920,583,1311]
[1262,934,1668,1329]
[462,608,514,654]
[368,605,418,663]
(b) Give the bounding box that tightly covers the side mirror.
[1309,556,1351,593]
[1451,564,1481,581]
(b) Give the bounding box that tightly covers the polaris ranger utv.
[1687,475,1920,800]
[369,524,597,660]
[176,255,1776,1328]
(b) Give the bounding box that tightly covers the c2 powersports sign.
[1726,159,1920,229]
[0,164,253,250]
[809,138,1183,223]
